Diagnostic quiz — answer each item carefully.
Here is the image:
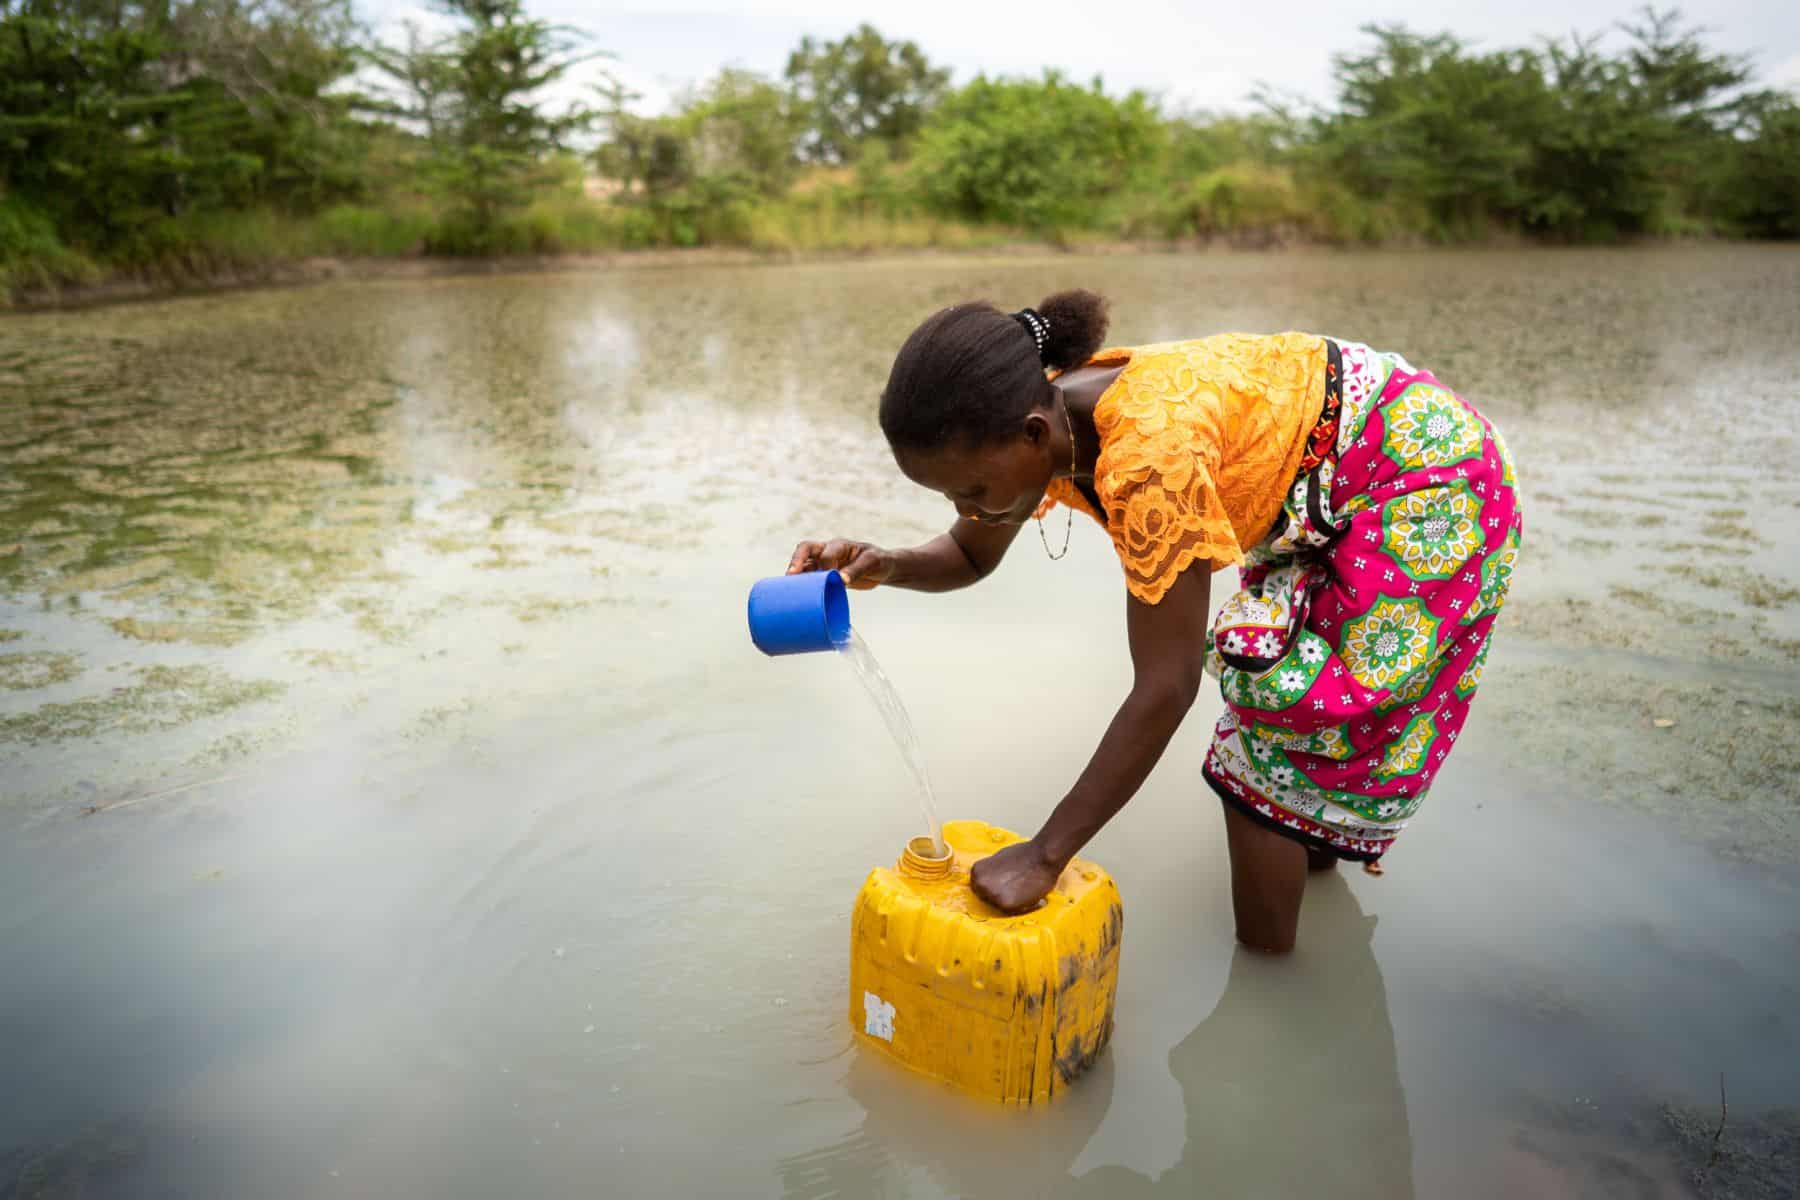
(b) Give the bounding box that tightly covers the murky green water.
[3,247,1797,1197]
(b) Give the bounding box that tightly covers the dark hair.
[879,288,1111,450]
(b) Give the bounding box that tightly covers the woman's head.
[880,289,1110,523]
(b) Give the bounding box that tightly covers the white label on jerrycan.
[863,992,896,1042]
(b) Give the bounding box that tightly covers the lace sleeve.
[1104,456,1242,604]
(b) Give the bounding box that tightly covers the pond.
[2,246,1797,1197]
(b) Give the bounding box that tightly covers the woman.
[787,290,1521,952]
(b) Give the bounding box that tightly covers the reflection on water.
[780,1056,1115,1199]
[782,873,1408,1200]
[3,247,1799,1196]
[1065,873,1410,1200]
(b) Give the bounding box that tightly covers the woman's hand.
[970,839,1064,915]
[786,539,894,590]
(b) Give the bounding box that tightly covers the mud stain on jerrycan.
[847,820,1124,1104]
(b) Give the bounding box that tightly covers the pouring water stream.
[837,629,947,858]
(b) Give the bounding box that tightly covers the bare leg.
[1220,801,1308,954]
[1306,846,1340,872]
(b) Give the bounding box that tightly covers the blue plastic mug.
[747,570,851,656]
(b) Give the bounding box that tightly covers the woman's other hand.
[786,539,893,590]
[970,839,1063,914]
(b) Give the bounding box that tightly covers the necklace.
[1036,392,1078,561]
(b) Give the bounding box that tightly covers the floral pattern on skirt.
[1202,340,1523,862]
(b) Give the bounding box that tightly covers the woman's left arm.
[971,566,1214,913]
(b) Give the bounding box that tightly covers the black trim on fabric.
[1203,766,1384,863]
[1302,469,1339,541]
[1217,652,1281,673]
[1304,338,1352,543]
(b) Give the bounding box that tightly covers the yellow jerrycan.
[848,819,1124,1104]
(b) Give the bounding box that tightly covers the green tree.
[784,23,948,162]
[674,68,799,197]
[910,71,1163,230]
[1613,6,1754,230]
[365,0,598,242]
[1619,6,1751,134]
[1308,10,1766,240]
[1164,111,1291,177]
[1722,91,1800,237]
[1512,10,1754,238]
[591,67,797,247]
[1314,27,1545,237]
[163,0,365,205]
[365,19,455,143]
[1,0,185,242]
[590,72,689,200]
[1518,33,1662,238]
[0,0,360,252]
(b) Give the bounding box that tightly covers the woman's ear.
[1022,408,1051,448]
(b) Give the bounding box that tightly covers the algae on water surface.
[0,650,81,691]
[0,664,283,743]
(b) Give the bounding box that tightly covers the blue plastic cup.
[747,570,851,656]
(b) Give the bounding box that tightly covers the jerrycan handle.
[747,570,850,656]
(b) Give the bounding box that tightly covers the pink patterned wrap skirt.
[1203,339,1523,863]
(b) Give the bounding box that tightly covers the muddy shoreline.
[4,239,1329,313]
[9,225,1697,314]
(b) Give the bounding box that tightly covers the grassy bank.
[1,190,1034,307]
[0,161,1506,308]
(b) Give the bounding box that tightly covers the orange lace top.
[1036,332,1327,604]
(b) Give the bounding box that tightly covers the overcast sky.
[365,0,1800,117]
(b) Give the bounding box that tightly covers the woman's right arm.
[787,516,1024,593]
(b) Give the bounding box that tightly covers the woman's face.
[892,408,1056,525]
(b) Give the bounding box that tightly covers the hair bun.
[1035,289,1110,371]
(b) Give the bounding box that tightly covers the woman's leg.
[1219,801,1309,954]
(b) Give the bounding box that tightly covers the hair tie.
[1011,308,1050,362]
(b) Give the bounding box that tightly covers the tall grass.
[315,205,435,256]
[0,195,101,296]
[0,158,1556,306]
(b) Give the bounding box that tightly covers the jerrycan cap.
[898,836,953,881]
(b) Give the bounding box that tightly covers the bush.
[1302,179,1416,244]
[1725,95,1800,239]
[1190,165,1306,235]
[910,72,1164,231]
[0,194,99,296]
[315,205,433,256]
